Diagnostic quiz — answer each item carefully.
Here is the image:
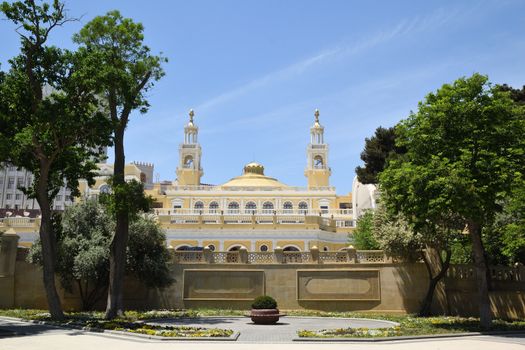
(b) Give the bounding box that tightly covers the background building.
[0,164,72,213]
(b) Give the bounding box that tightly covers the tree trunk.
[105,126,128,319]
[36,164,64,320]
[419,247,451,317]
[468,221,492,329]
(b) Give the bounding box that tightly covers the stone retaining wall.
[1,236,524,318]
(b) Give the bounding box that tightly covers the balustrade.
[356,250,386,263]
[171,249,397,265]
[319,251,349,263]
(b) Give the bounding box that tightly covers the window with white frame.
[298,201,308,214]
[209,201,219,213]
[262,201,274,214]
[245,201,257,214]
[283,201,293,213]
[227,202,240,214]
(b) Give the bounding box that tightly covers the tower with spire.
[305,109,331,188]
[176,109,203,186]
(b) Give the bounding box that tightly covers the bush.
[251,296,277,309]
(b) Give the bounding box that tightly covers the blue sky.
[2,0,525,194]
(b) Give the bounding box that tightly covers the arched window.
[283,246,300,252]
[99,184,110,194]
[207,244,216,251]
[184,155,194,168]
[298,201,308,214]
[245,201,257,214]
[314,155,324,169]
[262,201,274,214]
[140,172,147,183]
[209,201,219,213]
[283,201,293,214]
[228,202,240,214]
[194,201,204,211]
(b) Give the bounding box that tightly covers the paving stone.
[152,316,397,343]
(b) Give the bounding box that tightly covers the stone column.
[347,245,357,263]
[0,228,20,308]
[239,247,248,264]
[310,245,320,264]
[274,246,284,264]
[203,246,213,264]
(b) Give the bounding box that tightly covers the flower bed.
[80,320,233,338]
[298,316,525,338]
[0,309,233,338]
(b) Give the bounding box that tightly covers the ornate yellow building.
[141,109,354,252]
[4,109,355,251]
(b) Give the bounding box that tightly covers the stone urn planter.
[248,296,286,324]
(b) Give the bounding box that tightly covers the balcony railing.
[172,248,389,264]
[155,208,352,217]
[0,217,39,228]
[167,185,336,192]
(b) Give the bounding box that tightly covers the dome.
[221,162,288,189]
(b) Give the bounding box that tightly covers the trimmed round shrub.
[251,295,277,309]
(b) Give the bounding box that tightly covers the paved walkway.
[1,317,525,350]
[152,316,398,342]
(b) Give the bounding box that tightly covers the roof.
[221,162,288,189]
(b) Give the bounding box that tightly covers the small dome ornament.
[188,109,195,125]
[243,162,265,175]
[313,108,322,129]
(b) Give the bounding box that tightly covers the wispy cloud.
[193,7,461,114]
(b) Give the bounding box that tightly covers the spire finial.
[189,109,194,123]
[314,109,320,123]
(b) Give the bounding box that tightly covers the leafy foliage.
[371,206,422,262]
[99,178,152,220]
[379,73,525,327]
[251,295,277,309]
[28,200,173,310]
[483,177,525,265]
[381,74,524,229]
[0,0,114,319]
[352,210,380,250]
[127,214,173,288]
[73,9,166,319]
[355,126,406,184]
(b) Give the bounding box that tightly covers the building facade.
[143,109,354,252]
[0,164,73,212]
[3,109,360,251]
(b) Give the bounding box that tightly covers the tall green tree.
[28,200,173,310]
[0,0,112,319]
[371,205,462,316]
[73,13,166,318]
[355,126,406,184]
[352,210,380,250]
[380,73,525,328]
